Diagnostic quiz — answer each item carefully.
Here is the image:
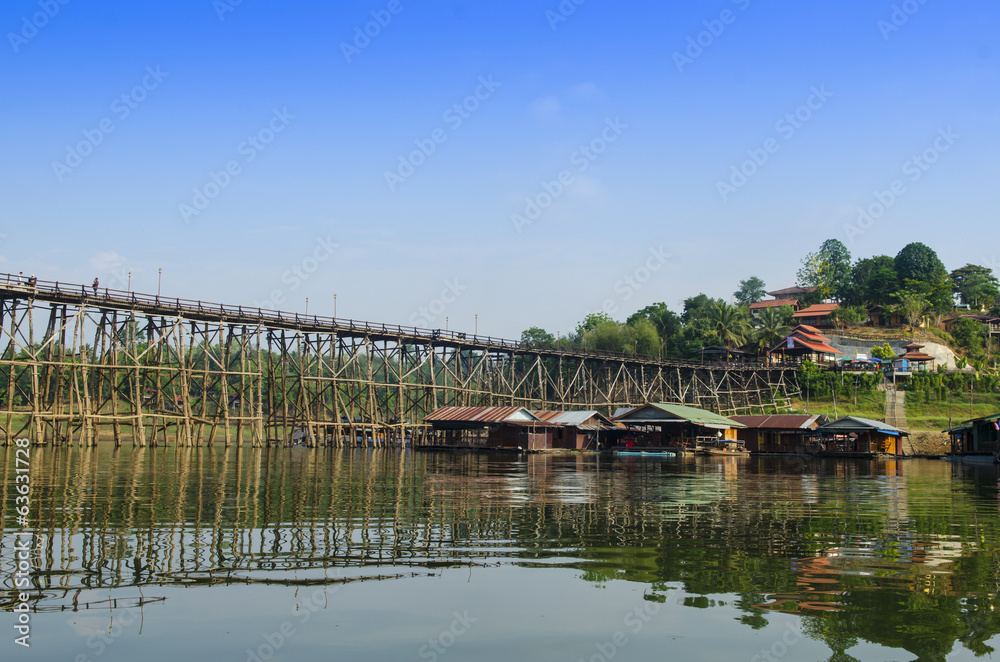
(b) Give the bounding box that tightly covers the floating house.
[613,403,745,451]
[945,413,1000,459]
[816,416,908,456]
[423,406,618,451]
[730,414,828,453]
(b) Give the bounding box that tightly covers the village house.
[945,413,1000,458]
[613,403,744,451]
[791,303,840,328]
[816,416,908,456]
[730,414,828,453]
[748,286,814,319]
[423,406,619,451]
[769,325,843,364]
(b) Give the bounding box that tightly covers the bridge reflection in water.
[2,445,999,660]
[0,274,797,447]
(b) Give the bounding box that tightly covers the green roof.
[615,403,745,428]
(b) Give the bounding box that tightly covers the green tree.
[575,312,615,338]
[870,343,896,361]
[733,276,767,306]
[682,294,722,324]
[894,242,946,284]
[848,255,898,308]
[797,239,852,301]
[950,264,1000,310]
[951,317,987,360]
[520,327,555,348]
[623,318,661,356]
[832,305,865,329]
[711,301,750,348]
[753,306,791,352]
[627,302,681,357]
[895,292,929,329]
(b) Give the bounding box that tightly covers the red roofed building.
[791,303,840,328]
[770,325,843,363]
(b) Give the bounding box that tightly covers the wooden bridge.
[0,273,799,446]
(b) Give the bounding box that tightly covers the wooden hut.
[613,403,745,451]
[424,406,544,449]
[730,414,828,453]
[816,416,907,456]
[893,343,935,374]
[529,410,620,450]
[770,325,843,364]
[945,413,1000,460]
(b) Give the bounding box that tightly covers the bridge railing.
[0,272,793,370]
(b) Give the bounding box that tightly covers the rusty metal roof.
[792,303,839,318]
[424,406,540,423]
[531,410,619,429]
[730,414,824,429]
[750,299,798,310]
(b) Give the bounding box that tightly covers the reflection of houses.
[791,303,839,328]
[893,342,935,374]
[945,412,1000,458]
[770,325,843,364]
[613,403,744,451]
[423,406,618,451]
[817,416,907,456]
[730,414,827,453]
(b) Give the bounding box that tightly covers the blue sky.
[2,0,997,338]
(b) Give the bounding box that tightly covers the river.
[2,445,999,661]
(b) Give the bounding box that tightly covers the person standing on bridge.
[27,274,37,287]
[92,277,99,294]
[17,272,23,285]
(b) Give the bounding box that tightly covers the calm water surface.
[2,445,1000,661]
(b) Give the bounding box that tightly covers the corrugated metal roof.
[750,299,798,310]
[531,410,618,429]
[792,303,839,318]
[767,286,816,296]
[730,414,822,429]
[424,406,540,423]
[820,416,908,434]
[615,403,745,428]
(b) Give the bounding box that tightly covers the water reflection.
[3,446,1000,660]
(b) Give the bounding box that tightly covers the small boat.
[695,439,749,456]
[615,450,676,457]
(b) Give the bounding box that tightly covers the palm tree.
[711,301,750,349]
[754,306,790,352]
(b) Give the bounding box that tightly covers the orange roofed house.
[769,325,843,364]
